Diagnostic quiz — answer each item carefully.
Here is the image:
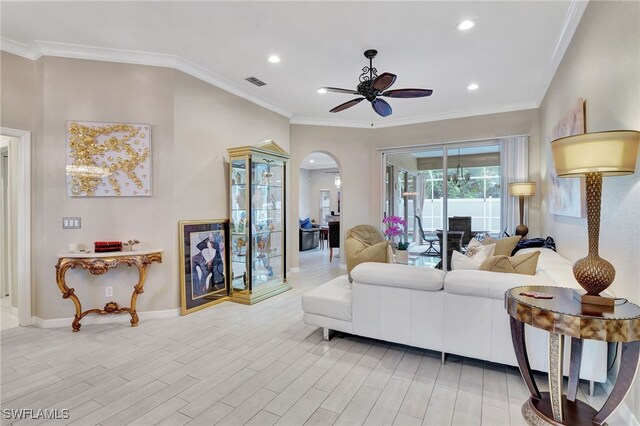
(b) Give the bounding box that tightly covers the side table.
[505,285,640,426]
[56,249,163,332]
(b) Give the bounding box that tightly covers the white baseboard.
[35,308,181,329]
[602,379,639,425]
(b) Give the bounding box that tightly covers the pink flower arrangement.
[382,215,406,238]
[383,216,409,250]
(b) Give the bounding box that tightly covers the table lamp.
[551,130,640,305]
[508,182,536,238]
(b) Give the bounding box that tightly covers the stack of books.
[94,241,123,253]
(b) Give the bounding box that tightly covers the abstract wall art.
[66,121,151,197]
[548,99,587,217]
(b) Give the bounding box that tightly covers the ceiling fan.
[320,49,433,117]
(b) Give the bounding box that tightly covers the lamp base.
[572,289,615,314]
[515,224,529,238]
[572,289,615,306]
[573,254,615,296]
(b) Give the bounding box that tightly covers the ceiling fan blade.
[372,72,397,91]
[322,87,361,95]
[371,98,392,117]
[330,97,365,113]
[381,88,433,98]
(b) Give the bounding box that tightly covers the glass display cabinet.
[227,141,289,304]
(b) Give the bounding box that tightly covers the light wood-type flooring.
[0,248,627,425]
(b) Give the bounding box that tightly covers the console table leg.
[129,262,150,327]
[593,341,640,425]
[567,337,583,402]
[56,259,84,332]
[510,317,541,399]
[548,332,564,423]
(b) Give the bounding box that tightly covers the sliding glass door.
[384,142,501,270]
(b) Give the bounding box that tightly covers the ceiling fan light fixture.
[268,55,281,64]
[457,19,476,31]
[317,88,327,94]
[321,50,433,117]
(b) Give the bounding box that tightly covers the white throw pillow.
[467,240,496,262]
[452,242,496,270]
[452,250,481,270]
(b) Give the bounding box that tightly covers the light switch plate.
[62,217,81,229]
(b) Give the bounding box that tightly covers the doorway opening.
[299,152,342,269]
[0,128,32,329]
[383,141,503,271]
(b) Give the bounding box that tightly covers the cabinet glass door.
[250,156,284,290]
[230,158,248,292]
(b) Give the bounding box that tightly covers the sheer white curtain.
[500,136,529,236]
[414,173,425,243]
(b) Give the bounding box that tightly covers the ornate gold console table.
[56,249,163,332]
[506,285,640,426]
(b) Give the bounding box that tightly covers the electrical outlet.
[105,286,113,297]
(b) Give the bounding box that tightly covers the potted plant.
[383,216,409,264]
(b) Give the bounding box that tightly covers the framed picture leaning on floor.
[178,219,230,315]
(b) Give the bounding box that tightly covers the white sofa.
[301,248,608,385]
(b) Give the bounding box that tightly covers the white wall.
[298,168,309,220]
[1,53,290,320]
[538,1,640,419]
[308,168,340,224]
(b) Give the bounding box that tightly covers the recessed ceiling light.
[457,19,476,31]
[467,83,479,91]
[268,55,281,64]
[309,159,315,163]
[317,88,327,94]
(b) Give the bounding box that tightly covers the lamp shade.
[551,130,640,177]
[508,182,536,197]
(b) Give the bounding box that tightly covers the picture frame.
[548,98,587,217]
[178,219,230,315]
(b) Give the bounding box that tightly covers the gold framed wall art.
[66,121,152,197]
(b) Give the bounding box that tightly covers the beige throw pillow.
[481,235,521,256]
[479,251,541,275]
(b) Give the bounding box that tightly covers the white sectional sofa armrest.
[351,262,445,291]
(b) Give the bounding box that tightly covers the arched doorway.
[297,152,343,269]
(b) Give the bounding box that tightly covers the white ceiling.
[0,1,586,129]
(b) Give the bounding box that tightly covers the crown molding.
[1,38,293,119]
[291,101,538,129]
[533,0,589,106]
[1,37,40,60]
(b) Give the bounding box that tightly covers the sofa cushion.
[482,235,521,256]
[351,262,445,291]
[444,269,554,299]
[301,275,352,321]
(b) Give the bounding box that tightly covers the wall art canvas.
[66,121,151,197]
[548,98,587,217]
[179,219,230,315]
